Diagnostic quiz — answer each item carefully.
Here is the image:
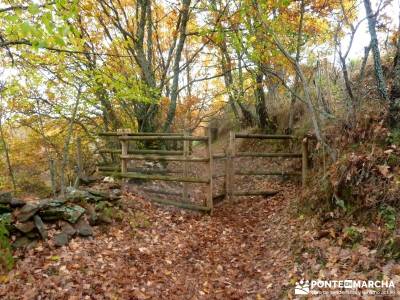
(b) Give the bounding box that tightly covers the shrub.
[0,220,14,273]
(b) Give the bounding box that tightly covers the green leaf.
[28,3,40,14]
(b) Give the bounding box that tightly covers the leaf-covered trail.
[1,180,301,299]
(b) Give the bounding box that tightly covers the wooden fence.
[96,130,309,213]
[226,132,309,200]
[97,129,222,212]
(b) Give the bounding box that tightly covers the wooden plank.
[120,139,128,174]
[99,132,184,137]
[98,166,183,174]
[236,152,302,158]
[233,191,279,197]
[236,171,301,176]
[183,131,189,202]
[115,172,210,183]
[150,198,211,212]
[227,131,235,201]
[119,135,208,141]
[206,127,214,212]
[212,174,226,179]
[99,149,183,155]
[120,155,209,162]
[212,153,227,159]
[142,188,182,196]
[234,133,295,139]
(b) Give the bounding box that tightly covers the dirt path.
[1,139,307,299]
[1,180,303,299]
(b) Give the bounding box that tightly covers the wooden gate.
[225,132,309,200]
[97,128,226,213]
[96,130,309,212]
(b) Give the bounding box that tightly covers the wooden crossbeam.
[99,148,183,155]
[150,198,211,211]
[120,154,209,162]
[119,135,208,141]
[112,172,209,183]
[234,133,295,139]
[236,152,302,158]
[99,132,184,136]
[233,191,279,197]
[235,171,301,176]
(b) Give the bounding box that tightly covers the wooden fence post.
[206,127,214,212]
[183,131,189,202]
[227,131,235,201]
[302,137,309,187]
[121,137,128,174]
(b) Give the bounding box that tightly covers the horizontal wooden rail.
[236,171,302,176]
[99,132,184,137]
[97,166,119,171]
[235,152,302,158]
[119,136,208,141]
[142,188,182,196]
[212,153,227,159]
[112,172,210,183]
[234,133,295,139]
[212,174,226,179]
[120,154,209,162]
[233,191,279,196]
[150,198,211,212]
[99,148,183,155]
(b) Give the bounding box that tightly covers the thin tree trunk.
[389,14,400,127]
[163,0,191,132]
[0,117,16,192]
[288,0,305,133]
[255,70,269,131]
[359,43,371,82]
[363,0,389,101]
[60,87,82,198]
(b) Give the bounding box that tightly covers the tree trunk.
[0,116,16,192]
[389,14,400,128]
[288,0,305,133]
[60,87,82,198]
[363,0,389,101]
[255,71,269,131]
[163,0,191,132]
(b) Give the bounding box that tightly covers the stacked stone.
[0,187,121,248]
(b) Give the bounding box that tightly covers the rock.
[97,214,112,224]
[54,232,70,247]
[59,221,76,236]
[15,202,42,222]
[15,221,35,233]
[79,176,98,185]
[0,192,12,204]
[75,218,93,237]
[0,204,11,214]
[66,188,103,203]
[33,215,47,240]
[80,203,98,225]
[12,236,31,249]
[103,176,114,183]
[40,204,85,224]
[54,222,76,247]
[9,198,26,208]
